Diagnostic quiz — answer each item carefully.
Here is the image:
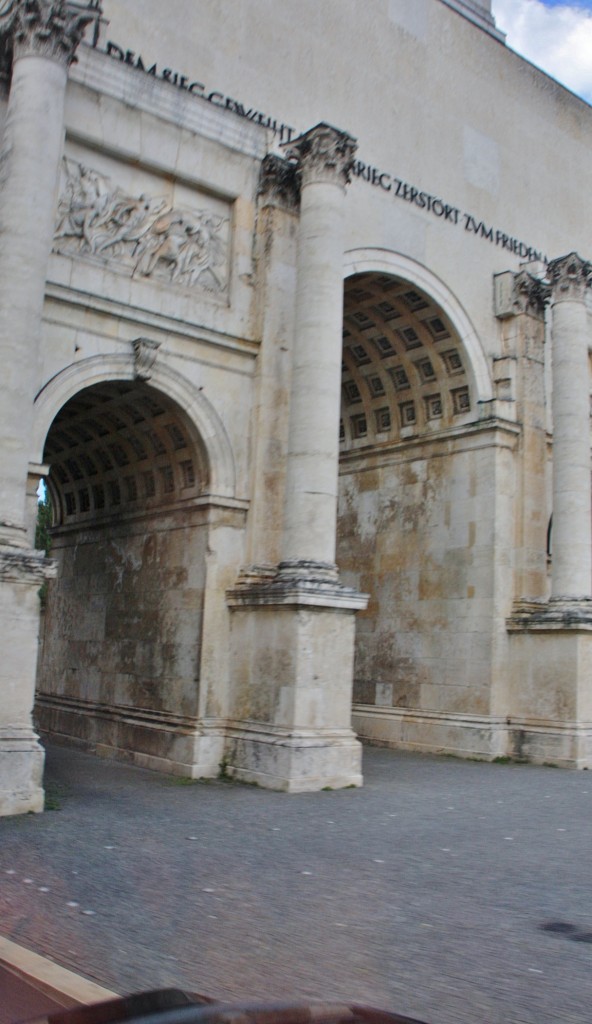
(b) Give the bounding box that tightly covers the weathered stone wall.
[338,435,501,719]
[37,507,208,747]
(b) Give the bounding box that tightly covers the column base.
[507,597,592,631]
[0,521,29,550]
[0,728,45,816]
[228,560,368,609]
[224,723,363,792]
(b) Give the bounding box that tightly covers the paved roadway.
[1,743,592,1024]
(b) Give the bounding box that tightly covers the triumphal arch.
[1,0,592,815]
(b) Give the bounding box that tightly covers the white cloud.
[492,0,592,103]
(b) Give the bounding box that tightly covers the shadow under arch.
[338,249,504,756]
[343,247,493,404]
[34,352,242,778]
[32,353,237,499]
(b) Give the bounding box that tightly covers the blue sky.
[492,0,592,102]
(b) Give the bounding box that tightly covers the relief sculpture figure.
[94,194,167,256]
[134,209,226,288]
[53,158,227,291]
[54,160,113,253]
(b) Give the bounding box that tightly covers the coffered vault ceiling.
[44,381,207,526]
[341,273,472,451]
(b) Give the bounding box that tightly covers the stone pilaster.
[547,253,592,601]
[257,151,300,212]
[0,1,100,814]
[237,154,300,581]
[494,269,550,603]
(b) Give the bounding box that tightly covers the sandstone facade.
[1,0,592,814]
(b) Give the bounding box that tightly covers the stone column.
[547,253,592,601]
[0,1,100,815]
[226,128,368,792]
[279,123,357,582]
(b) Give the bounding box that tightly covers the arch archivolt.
[343,248,493,406]
[32,353,236,499]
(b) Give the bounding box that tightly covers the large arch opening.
[36,379,214,772]
[338,271,496,749]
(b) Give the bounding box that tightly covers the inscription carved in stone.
[53,158,228,292]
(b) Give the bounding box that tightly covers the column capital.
[513,269,551,319]
[494,269,550,320]
[258,153,301,211]
[547,251,592,303]
[0,0,101,67]
[282,122,357,191]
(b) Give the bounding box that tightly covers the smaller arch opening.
[340,273,474,451]
[36,379,214,773]
[43,380,209,527]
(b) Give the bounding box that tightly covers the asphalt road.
[1,742,592,1024]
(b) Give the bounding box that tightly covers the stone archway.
[32,354,237,499]
[337,266,499,756]
[343,248,492,402]
[339,270,477,447]
[35,375,234,776]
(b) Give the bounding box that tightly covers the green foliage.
[36,493,53,607]
[35,493,52,556]
[44,781,66,811]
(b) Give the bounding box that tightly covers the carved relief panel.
[53,147,230,296]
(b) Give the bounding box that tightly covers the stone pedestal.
[507,600,592,766]
[226,576,367,791]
